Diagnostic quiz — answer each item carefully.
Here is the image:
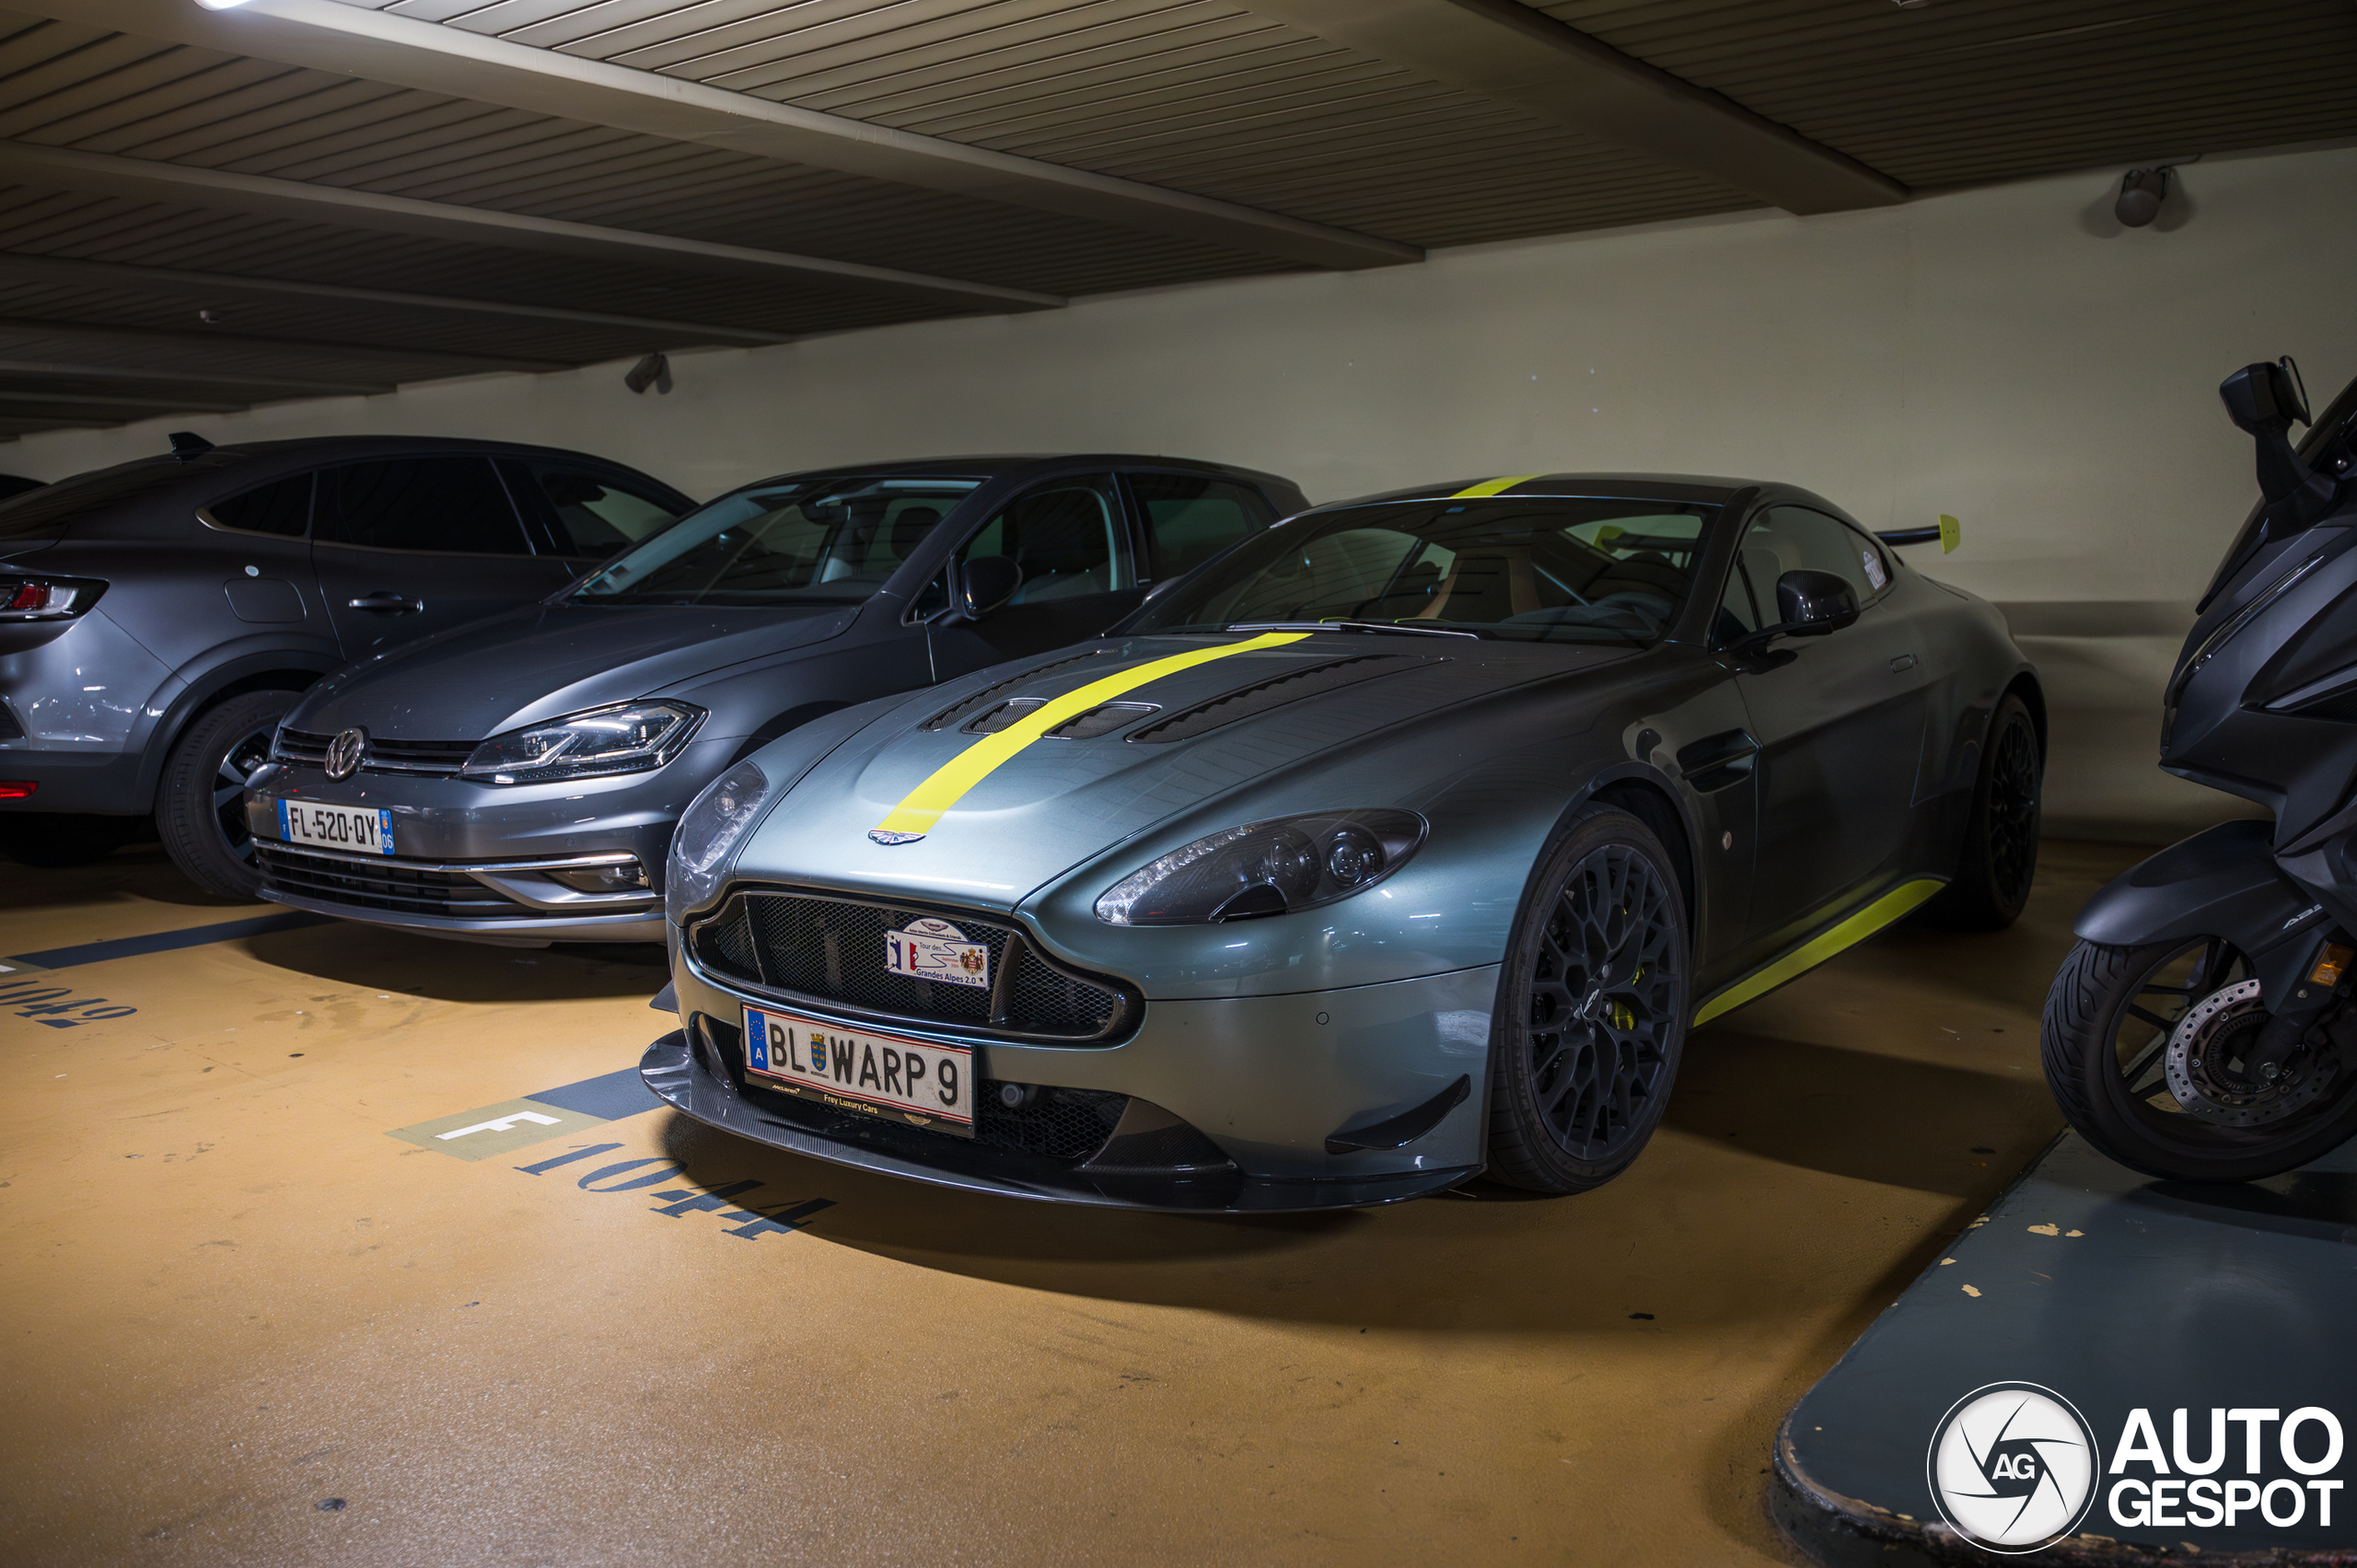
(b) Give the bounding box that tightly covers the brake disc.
[2165,978,2337,1126]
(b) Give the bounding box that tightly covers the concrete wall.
[14,143,2357,842]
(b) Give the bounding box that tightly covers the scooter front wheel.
[2042,935,2357,1181]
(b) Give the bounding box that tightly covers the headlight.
[1095,809,1426,925]
[460,701,702,784]
[667,760,769,912]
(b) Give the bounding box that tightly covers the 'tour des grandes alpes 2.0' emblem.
[884,918,990,990]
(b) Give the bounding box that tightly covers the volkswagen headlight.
[1096,809,1425,925]
[460,701,702,784]
[668,760,770,912]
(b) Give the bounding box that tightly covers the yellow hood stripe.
[1452,474,1541,499]
[872,632,1309,839]
[1691,877,1945,1026]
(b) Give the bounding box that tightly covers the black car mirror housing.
[1724,568,1860,656]
[960,555,1024,619]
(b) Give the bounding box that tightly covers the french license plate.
[742,1005,974,1137]
[274,798,394,855]
[882,917,990,990]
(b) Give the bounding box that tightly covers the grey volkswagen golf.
[0,434,692,891]
[245,455,1306,945]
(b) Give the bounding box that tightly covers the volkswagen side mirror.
[1776,568,1859,635]
[960,555,1023,618]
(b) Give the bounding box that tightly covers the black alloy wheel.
[2042,935,2357,1181]
[1922,691,2042,931]
[1487,805,1690,1193]
[157,689,298,900]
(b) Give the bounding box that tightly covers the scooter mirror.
[2221,357,2311,436]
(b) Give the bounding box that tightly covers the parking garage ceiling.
[0,0,2350,441]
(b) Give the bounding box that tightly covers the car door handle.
[347,592,423,614]
[1888,653,1918,672]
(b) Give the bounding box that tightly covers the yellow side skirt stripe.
[872,632,1308,840]
[1452,474,1541,499]
[1690,877,1946,1026]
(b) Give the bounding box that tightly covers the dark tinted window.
[956,476,1133,604]
[203,472,311,538]
[505,459,687,555]
[0,453,245,539]
[1127,472,1272,579]
[1721,505,1887,642]
[313,458,528,554]
[1132,496,1713,645]
[574,474,980,606]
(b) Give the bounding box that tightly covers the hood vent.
[922,649,1113,732]
[1126,655,1437,746]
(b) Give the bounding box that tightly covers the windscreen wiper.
[1225,620,1483,639]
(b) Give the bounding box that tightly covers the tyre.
[1920,691,2041,931]
[1486,804,1691,1194]
[0,812,143,867]
[2041,935,2357,1181]
[157,689,297,900]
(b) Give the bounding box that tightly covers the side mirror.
[2221,357,2332,515]
[2220,356,2310,436]
[1774,568,1859,635]
[960,555,1023,618]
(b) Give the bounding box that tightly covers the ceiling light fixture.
[192,0,257,9]
[2115,167,2173,226]
[624,353,672,395]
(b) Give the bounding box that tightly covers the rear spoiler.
[1876,514,1960,553]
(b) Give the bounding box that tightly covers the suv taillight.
[0,575,103,621]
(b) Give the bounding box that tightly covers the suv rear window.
[0,453,246,539]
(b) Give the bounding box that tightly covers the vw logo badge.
[324,727,368,782]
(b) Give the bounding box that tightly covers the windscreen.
[570,474,981,607]
[1126,496,1717,645]
[0,452,246,540]
[2201,370,2357,610]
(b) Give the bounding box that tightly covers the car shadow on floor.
[0,843,256,912]
[1666,1026,2059,1198]
[646,1031,2058,1334]
[237,922,668,1002]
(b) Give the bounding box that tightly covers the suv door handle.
[1888,653,1918,672]
[348,592,423,614]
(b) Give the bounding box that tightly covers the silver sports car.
[643,473,2042,1210]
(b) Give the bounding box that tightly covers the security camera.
[2116,167,2171,227]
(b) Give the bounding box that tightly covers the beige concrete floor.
[0,841,2144,1567]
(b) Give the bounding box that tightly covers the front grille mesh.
[274,727,476,775]
[693,889,1132,1042]
[257,843,526,919]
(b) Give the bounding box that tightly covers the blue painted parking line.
[1,910,333,972]
[525,1066,662,1122]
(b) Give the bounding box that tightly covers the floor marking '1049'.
[0,978,136,1028]
[513,1143,836,1241]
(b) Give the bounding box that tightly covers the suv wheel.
[157,690,296,900]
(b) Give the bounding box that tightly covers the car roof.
[1314,472,1764,510]
[737,453,1296,489]
[208,434,670,467]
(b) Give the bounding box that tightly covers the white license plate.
[742,1005,974,1137]
[882,917,990,991]
[274,798,394,855]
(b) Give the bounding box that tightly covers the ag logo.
[1927,1383,2101,1553]
[324,726,368,782]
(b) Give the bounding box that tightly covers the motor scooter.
[2043,355,2357,1180]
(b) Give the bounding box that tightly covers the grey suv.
[245,454,1306,945]
[0,435,692,893]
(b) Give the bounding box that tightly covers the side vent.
[1127,655,1436,745]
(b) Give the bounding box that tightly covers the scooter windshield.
[2201,370,2357,610]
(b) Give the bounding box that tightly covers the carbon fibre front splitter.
[638,1029,1476,1214]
